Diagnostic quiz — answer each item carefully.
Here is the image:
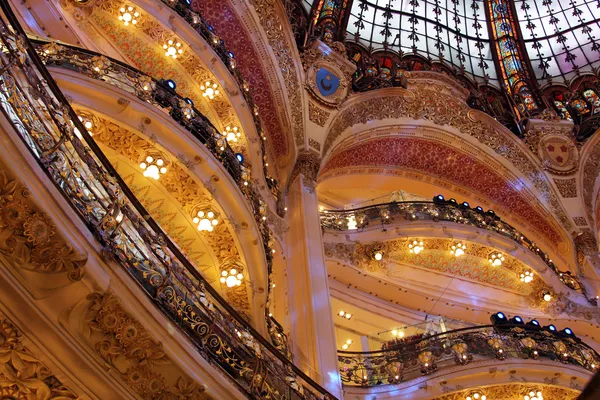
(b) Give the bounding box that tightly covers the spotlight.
[448,198,457,205]
[490,312,507,325]
[460,201,470,208]
[184,97,194,106]
[235,153,244,163]
[164,79,176,90]
[526,319,540,328]
[561,327,575,337]
[545,324,557,333]
[433,194,445,203]
[510,316,524,325]
[475,206,484,212]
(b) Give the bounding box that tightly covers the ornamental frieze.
[0,163,87,292]
[433,383,579,400]
[77,291,210,399]
[323,87,573,235]
[0,314,79,399]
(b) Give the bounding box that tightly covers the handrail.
[337,323,599,387]
[31,37,291,352]
[320,199,591,302]
[0,3,333,399]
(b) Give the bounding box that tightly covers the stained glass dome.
[346,0,497,85]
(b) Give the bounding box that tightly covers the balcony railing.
[0,3,332,399]
[338,324,599,387]
[320,199,590,301]
[157,0,281,198]
[31,37,290,351]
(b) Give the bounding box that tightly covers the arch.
[319,126,575,272]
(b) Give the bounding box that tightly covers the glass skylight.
[345,0,498,84]
[515,0,600,82]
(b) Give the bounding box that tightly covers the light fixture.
[543,292,552,302]
[139,155,167,180]
[391,329,405,338]
[465,391,487,400]
[201,80,219,99]
[408,240,424,254]
[163,39,183,59]
[222,126,241,143]
[520,271,534,283]
[235,153,244,163]
[165,79,176,90]
[193,209,219,232]
[220,268,243,288]
[179,99,194,119]
[450,242,466,257]
[488,252,505,266]
[370,248,384,261]
[524,390,543,400]
[341,339,353,350]
[347,214,357,230]
[338,311,352,320]
[118,6,139,26]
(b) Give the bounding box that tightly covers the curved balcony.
[32,37,291,343]
[319,198,590,302]
[0,5,331,399]
[148,0,281,198]
[338,324,599,387]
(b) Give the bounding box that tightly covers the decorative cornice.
[289,149,321,185]
[434,383,579,400]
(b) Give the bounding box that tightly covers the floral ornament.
[167,377,206,399]
[488,337,506,359]
[40,42,62,56]
[452,342,471,364]
[418,351,436,373]
[0,171,18,202]
[90,55,111,75]
[520,337,538,358]
[553,340,570,361]
[23,212,55,246]
[0,200,31,230]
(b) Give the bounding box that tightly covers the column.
[284,151,342,398]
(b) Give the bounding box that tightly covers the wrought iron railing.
[338,324,599,387]
[157,0,281,198]
[320,200,589,301]
[32,38,291,352]
[0,3,332,399]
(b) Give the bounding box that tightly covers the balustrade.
[0,3,330,398]
[338,324,599,387]
[320,199,589,300]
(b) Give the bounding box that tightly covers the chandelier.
[163,39,183,59]
[222,126,241,143]
[488,252,505,266]
[139,155,167,180]
[118,6,139,26]
[220,268,243,287]
[520,271,534,283]
[408,240,424,254]
[201,80,219,99]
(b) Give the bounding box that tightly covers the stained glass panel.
[345,0,498,85]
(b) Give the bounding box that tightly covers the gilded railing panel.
[0,3,331,399]
[338,324,599,387]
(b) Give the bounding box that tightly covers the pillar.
[284,151,342,398]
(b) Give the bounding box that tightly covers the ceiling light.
[391,329,405,338]
[520,271,534,283]
[543,292,552,302]
[524,390,543,400]
[220,268,243,287]
[341,344,348,350]
[450,242,466,257]
[408,240,424,254]
[118,6,139,26]
[201,80,219,99]
[222,126,241,142]
[163,39,183,59]
[139,155,167,180]
[465,392,487,400]
[193,209,219,232]
[347,214,357,230]
[488,252,504,266]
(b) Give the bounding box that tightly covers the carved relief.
[308,101,331,127]
[554,178,578,198]
[289,149,321,185]
[303,40,355,107]
[0,164,87,287]
[308,137,322,151]
[525,120,579,175]
[434,383,579,400]
[82,292,209,399]
[0,314,79,399]
[572,217,587,227]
